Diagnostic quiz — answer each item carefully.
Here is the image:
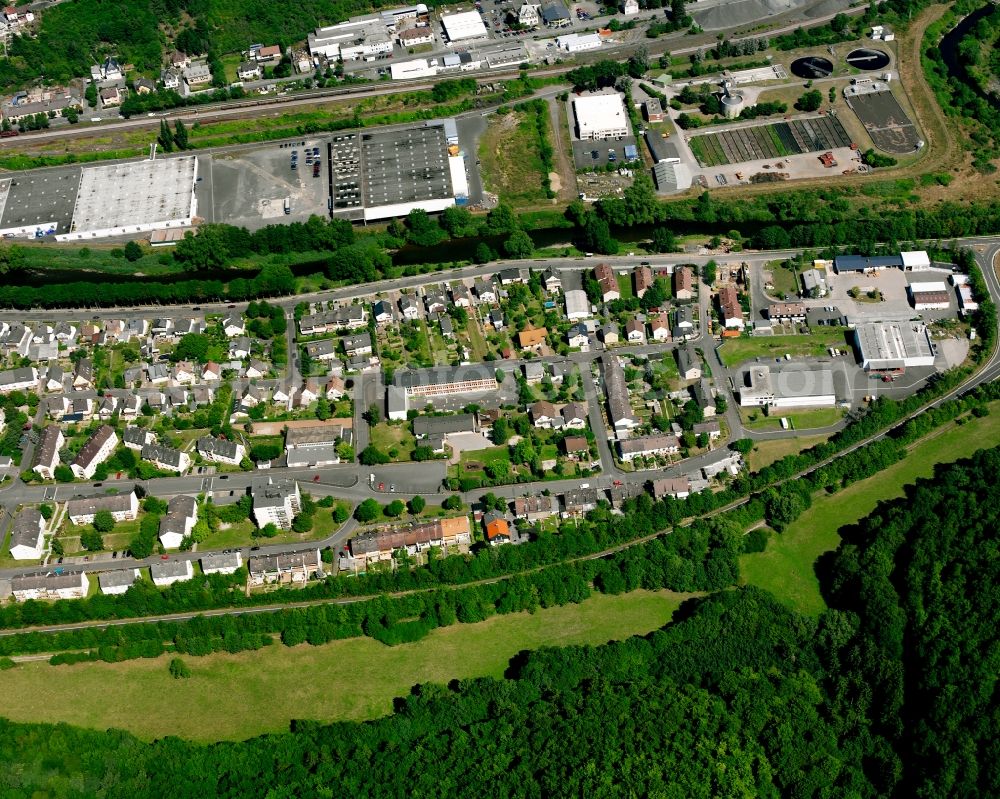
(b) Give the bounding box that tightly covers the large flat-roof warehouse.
[574,93,630,141]
[854,322,935,371]
[0,167,81,238]
[58,156,198,241]
[329,119,469,222]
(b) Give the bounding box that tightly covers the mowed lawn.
[740,405,1000,615]
[1,589,694,742]
[747,434,830,472]
[718,330,850,367]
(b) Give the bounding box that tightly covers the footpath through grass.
[0,589,692,742]
[740,404,1000,615]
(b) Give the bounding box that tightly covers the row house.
[141,443,191,474]
[12,571,88,602]
[617,434,681,462]
[66,492,139,525]
[248,549,323,585]
[32,426,64,480]
[197,436,245,466]
[298,305,367,335]
[348,517,472,566]
[70,425,118,480]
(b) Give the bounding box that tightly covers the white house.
[150,559,195,587]
[158,495,198,549]
[12,571,88,602]
[8,507,45,561]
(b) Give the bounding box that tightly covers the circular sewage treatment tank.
[790,56,833,79]
[846,48,890,71]
[721,93,745,119]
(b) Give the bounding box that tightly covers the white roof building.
[854,322,935,371]
[573,93,630,141]
[738,365,836,409]
[441,11,489,42]
[564,289,591,320]
[390,59,438,80]
[556,32,602,52]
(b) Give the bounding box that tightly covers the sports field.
[740,404,1000,615]
[0,589,693,742]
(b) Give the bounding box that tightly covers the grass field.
[369,422,416,461]
[747,433,830,471]
[718,329,850,367]
[766,260,800,299]
[0,589,694,742]
[478,109,550,206]
[740,404,1000,615]
[741,406,844,432]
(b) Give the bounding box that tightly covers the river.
[938,3,1000,109]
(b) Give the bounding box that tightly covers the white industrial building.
[738,365,836,409]
[390,58,438,80]
[441,11,489,42]
[564,289,591,320]
[308,18,394,60]
[573,93,630,140]
[908,280,951,311]
[555,32,602,52]
[854,322,936,372]
[57,157,198,242]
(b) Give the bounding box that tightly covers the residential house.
[498,268,524,285]
[73,358,94,389]
[600,323,619,345]
[70,425,118,480]
[541,267,562,292]
[692,379,716,416]
[348,517,471,567]
[183,63,213,87]
[42,366,64,392]
[523,361,545,384]
[618,434,680,462]
[651,476,690,500]
[151,318,174,338]
[567,323,589,349]
[424,293,447,315]
[99,87,122,107]
[8,507,45,560]
[650,314,671,342]
[562,435,590,457]
[625,319,646,344]
[245,360,268,379]
[512,495,558,522]
[141,443,191,474]
[438,314,454,338]
[674,266,694,301]
[66,492,139,525]
[161,69,181,89]
[602,356,639,432]
[474,279,497,304]
[200,550,243,575]
[133,77,157,95]
[530,400,559,428]
[562,487,602,516]
[561,401,588,429]
[12,571,88,602]
[768,302,807,324]
[122,426,155,451]
[98,568,141,595]
[633,264,654,298]
[198,436,245,466]
[693,420,721,440]
[594,263,620,302]
[451,284,472,308]
[371,299,394,325]
[677,344,701,380]
[518,327,548,351]
[399,295,419,320]
[151,559,195,587]
[483,511,511,545]
[222,314,246,337]
[201,362,221,382]
[341,332,373,358]
[248,549,322,585]
[238,61,262,81]
[297,379,321,407]
[172,361,197,385]
[325,375,347,400]
[718,285,744,330]
[158,495,198,549]
[673,306,695,339]
[251,478,302,530]
[228,336,252,359]
[489,309,505,331]
[33,426,64,480]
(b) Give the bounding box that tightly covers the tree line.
[11,444,1000,799]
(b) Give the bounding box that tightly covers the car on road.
[313,474,320,482]
[378,482,384,490]
[220,475,229,480]
[160,554,169,560]
[390,484,395,493]
[93,482,102,487]
[591,150,599,160]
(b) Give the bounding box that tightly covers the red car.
[313,474,321,482]
[378,482,384,491]
[160,555,169,560]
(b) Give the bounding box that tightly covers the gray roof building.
[9,508,44,551]
[413,413,479,437]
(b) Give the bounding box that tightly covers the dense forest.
[2,447,999,797]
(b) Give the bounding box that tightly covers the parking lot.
[571,136,640,171]
[209,138,330,230]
